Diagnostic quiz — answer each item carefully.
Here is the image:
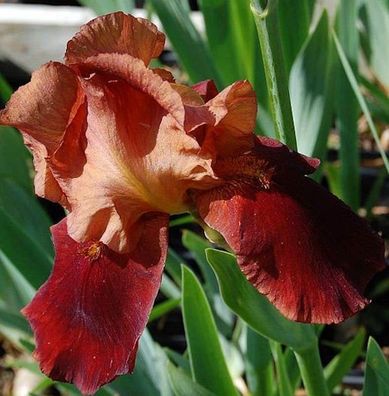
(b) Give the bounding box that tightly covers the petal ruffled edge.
[65,12,165,66]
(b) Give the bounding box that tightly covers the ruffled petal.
[0,62,84,206]
[192,79,219,102]
[187,80,257,158]
[195,153,384,324]
[52,56,217,252]
[65,12,165,66]
[22,213,168,395]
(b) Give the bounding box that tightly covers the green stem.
[294,343,330,396]
[250,0,297,149]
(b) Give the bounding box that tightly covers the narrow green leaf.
[271,342,293,396]
[294,343,330,396]
[363,337,389,396]
[182,230,234,334]
[0,208,52,289]
[182,266,238,396]
[78,0,134,14]
[0,252,35,306]
[149,298,180,323]
[324,328,365,391]
[0,178,53,255]
[361,0,389,87]
[245,327,274,396]
[167,362,217,396]
[205,248,316,351]
[333,31,389,174]
[199,0,246,84]
[0,126,32,192]
[335,0,360,210]
[165,348,191,372]
[160,274,181,299]
[165,248,184,287]
[148,0,222,86]
[290,12,334,159]
[169,214,195,227]
[278,0,311,73]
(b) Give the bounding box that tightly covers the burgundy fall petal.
[22,213,168,395]
[195,166,385,324]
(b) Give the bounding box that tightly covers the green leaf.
[334,0,361,210]
[205,248,316,352]
[278,0,312,73]
[182,231,234,334]
[361,0,389,87]
[363,337,389,396]
[160,274,181,299]
[270,341,293,396]
[167,362,217,396]
[0,178,53,255]
[149,298,180,323]
[78,0,134,14]
[324,328,365,391]
[165,248,184,287]
[0,208,52,290]
[148,0,222,86]
[0,126,32,192]
[199,0,245,84]
[244,327,274,396]
[333,30,389,175]
[0,251,35,307]
[182,266,238,396]
[290,12,334,159]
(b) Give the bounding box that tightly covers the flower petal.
[192,79,219,102]
[52,57,217,252]
[195,170,384,324]
[22,213,168,395]
[0,62,84,205]
[65,12,165,66]
[188,80,257,158]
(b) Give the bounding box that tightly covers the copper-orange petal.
[195,137,385,324]
[0,62,85,206]
[185,80,257,158]
[65,12,165,66]
[53,53,217,252]
[22,213,168,395]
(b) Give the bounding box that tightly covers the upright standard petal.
[0,62,85,205]
[195,140,385,324]
[22,213,168,395]
[65,12,165,66]
[52,55,217,252]
[186,80,257,158]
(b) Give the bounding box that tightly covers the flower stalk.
[250,0,297,150]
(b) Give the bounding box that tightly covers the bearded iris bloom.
[0,12,385,395]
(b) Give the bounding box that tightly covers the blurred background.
[0,0,388,395]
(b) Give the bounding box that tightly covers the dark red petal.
[192,80,219,102]
[22,213,168,395]
[195,176,385,324]
[255,136,320,175]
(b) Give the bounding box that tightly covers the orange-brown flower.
[0,12,384,395]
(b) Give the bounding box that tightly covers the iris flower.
[0,12,384,395]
